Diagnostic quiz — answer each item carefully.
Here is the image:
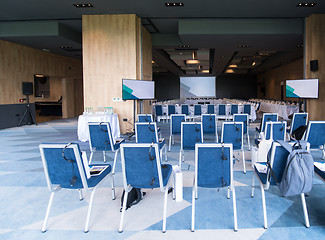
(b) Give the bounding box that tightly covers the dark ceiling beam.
[152,49,185,76]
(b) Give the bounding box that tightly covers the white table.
[259,102,299,120]
[78,113,120,142]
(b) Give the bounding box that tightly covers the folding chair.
[265,121,287,141]
[193,104,202,121]
[233,114,250,150]
[169,114,186,151]
[39,143,115,233]
[179,122,203,167]
[155,105,165,122]
[256,113,278,134]
[135,122,167,161]
[243,104,251,116]
[192,143,237,232]
[167,105,176,121]
[181,104,191,121]
[137,114,153,122]
[304,121,325,160]
[207,104,215,114]
[201,114,218,142]
[88,122,125,174]
[251,141,311,229]
[221,122,246,173]
[119,143,174,233]
[218,104,227,120]
[229,104,239,120]
[288,112,308,135]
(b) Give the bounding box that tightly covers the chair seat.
[113,138,125,151]
[158,139,165,150]
[314,161,325,180]
[87,164,112,188]
[254,163,277,186]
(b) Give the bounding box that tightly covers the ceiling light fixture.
[229,64,238,68]
[186,51,200,64]
[225,69,234,74]
[165,2,184,7]
[297,2,316,7]
[73,3,94,8]
[201,70,209,73]
[178,45,190,48]
[252,61,256,66]
[237,45,250,48]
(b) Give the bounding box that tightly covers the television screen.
[286,79,319,98]
[180,77,216,98]
[122,79,155,100]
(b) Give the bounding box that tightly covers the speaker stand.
[18,95,37,127]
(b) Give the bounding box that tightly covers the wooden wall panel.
[0,39,83,118]
[305,14,325,120]
[82,14,151,134]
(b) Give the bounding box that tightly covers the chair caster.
[84,230,89,233]
[42,230,47,233]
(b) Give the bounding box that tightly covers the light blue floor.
[0,118,324,240]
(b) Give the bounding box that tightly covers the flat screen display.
[286,79,319,98]
[180,77,216,98]
[122,79,155,100]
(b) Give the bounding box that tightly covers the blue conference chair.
[119,143,174,233]
[243,104,251,116]
[135,122,167,161]
[314,161,325,182]
[201,114,218,142]
[39,143,115,233]
[180,122,203,167]
[88,122,124,174]
[181,104,191,121]
[304,121,325,159]
[191,143,237,232]
[251,141,311,229]
[137,114,153,122]
[288,112,308,135]
[256,113,278,134]
[230,104,239,119]
[221,122,246,173]
[264,121,287,141]
[193,104,202,120]
[169,114,186,151]
[168,105,176,120]
[207,104,215,114]
[155,105,166,122]
[233,114,250,150]
[218,104,227,120]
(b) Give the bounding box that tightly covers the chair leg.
[103,151,107,163]
[112,150,118,174]
[79,189,84,201]
[242,149,246,174]
[162,187,168,233]
[85,187,97,233]
[227,186,230,199]
[232,186,238,232]
[247,134,251,151]
[119,189,129,233]
[301,193,310,228]
[165,145,167,162]
[89,151,94,164]
[251,173,255,198]
[169,135,172,152]
[172,135,175,145]
[260,184,268,229]
[191,186,196,232]
[179,150,183,167]
[111,175,116,200]
[42,192,55,233]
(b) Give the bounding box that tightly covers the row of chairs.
[155,104,252,122]
[39,142,238,233]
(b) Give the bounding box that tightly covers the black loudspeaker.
[310,60,318,71]
[22,82,33,95]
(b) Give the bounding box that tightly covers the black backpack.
[120,188,143,211]
[291,125,307,140]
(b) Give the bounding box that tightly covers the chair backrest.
[207,104,215,114]
[88,122,114,151]
[170,114,186,135]
[261,113,278,132]
[265,141,310,189]
[39,143,88,190]
[181,122,203,150]
[221,122,243,150]
[155,105,163,116]
[135,122,159,143]
[181,105,189,115]
[194,105,202,115]
[195,143,233,188]
[201,114,217,134]
[231,105,238,115]
[233,114,249,134]
[304,121,325,149]
[219,104,226,115]
[290,112,308,134]
[168,105,176,115]
[137,114,153,122]
[120,143,166,191]
[243,104,251,115]
[265,121,287,141]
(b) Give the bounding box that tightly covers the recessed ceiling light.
[225,69,234,74]
[179,45,190,48]
[252,61,256,66]
[73,3,94,8]
[152,60,155,63]
[297,2,316,7]
[165,2,184,7]
[186,60,200,64]
[237,45,250,48]
[229,64,238,68]
[201,70,209,73]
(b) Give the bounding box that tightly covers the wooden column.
[82,14,152,134]
[305,14,325,120]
